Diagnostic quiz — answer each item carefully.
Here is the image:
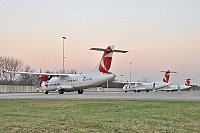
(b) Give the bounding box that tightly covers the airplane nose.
[123,85,128,90]
[41,82,48,90]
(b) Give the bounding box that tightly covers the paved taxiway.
[0,91,200,101]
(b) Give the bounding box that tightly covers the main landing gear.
[44,89,84,94]
[58,90,64,94]
[44,90,64,94]
[78,89,84,94]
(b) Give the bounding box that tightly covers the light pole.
[62,36,66,73]
[130,62,131,82]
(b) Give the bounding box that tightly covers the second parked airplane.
[160,78,192,92]
[122,70,175,92]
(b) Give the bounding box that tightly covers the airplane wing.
[2,70,69,77]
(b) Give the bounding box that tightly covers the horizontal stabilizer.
[113,49,128,53]
[90,48,128,53]
[160,71,177,73]
[184,78,193,80]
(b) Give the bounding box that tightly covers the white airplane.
[3,45,128,94]
[122,70,175,92]
[161,78,192,92]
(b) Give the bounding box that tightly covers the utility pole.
[62,36,66,73]
[130,62,131,82]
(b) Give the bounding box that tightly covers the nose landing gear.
[78,89,84,94]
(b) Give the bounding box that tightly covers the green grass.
[0,100,199,133]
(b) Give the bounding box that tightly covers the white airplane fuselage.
[122,70,173,92]
[41,72,114,92]
[123,82,171,92]
[161,84,191,92]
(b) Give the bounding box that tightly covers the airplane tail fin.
[90,45,128,74]
[160,70,177,83]
[185,78,192,86]
[163,70,170,83]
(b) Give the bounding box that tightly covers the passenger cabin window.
[130,83,135,86]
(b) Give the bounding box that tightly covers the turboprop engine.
[39,75,49,82]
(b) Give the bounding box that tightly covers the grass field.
[0,100,199,133]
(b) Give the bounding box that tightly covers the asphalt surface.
[0,91,200,101]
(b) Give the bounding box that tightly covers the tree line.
[0,55,78,86]
[0,55,37,86]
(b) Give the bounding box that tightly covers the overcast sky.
[1,0,200,85]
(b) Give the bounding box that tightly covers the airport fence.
[0,85,122,93]
[0,85,36,93]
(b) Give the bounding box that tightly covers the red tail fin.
[185,78,191,86]
[163,70,170,83]
[90,45,127,73]
[98,46,114,74]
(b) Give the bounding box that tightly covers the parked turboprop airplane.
[160,78,192,92]
[3,45,128,94]
[122,70,175,92]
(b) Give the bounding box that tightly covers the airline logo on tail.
[185,78,191,86]
[161,70,177,83]
[90,45,128,74]
[163,70,170,83]
[99,46,114,74]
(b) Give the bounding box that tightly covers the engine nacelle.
[39,75,49,82]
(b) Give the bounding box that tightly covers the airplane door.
[153,83,155,89]
[78,75,84,87]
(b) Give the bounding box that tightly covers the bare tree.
[0,55,78,86]
[0,55,23,84]
[18,65,36,85]
[56,69,77,74]
[67,69,77,74]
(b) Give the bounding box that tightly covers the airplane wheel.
[78,89,84,94]
[125,91,127,93]
[137,90,140,93]
[58,90,64,94]
[44,91,49,94]
[146,90,149,92]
